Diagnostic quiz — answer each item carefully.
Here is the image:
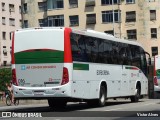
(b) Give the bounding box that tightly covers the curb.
[0,100,47,107]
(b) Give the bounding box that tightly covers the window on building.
[48,15,64,26]
[150,10,156,20]
[2,3,5,11]
[2,32,6,40]
[23,3,27,13]
[127,29,137,40]
[47,0,64,9]
[104,30,114,35]
[10,32,12,40]
[2,17,5,25]
[151,28,157,39]
[9,4,15,12]
[38,19,48,27]
[3,61,7,66]
[148,0,155,2]
[85,0,95,7]
[69,15,79,26]
[38,2,47,11]
[19,20,22,27]
[126,0,135,4]
[3,46,7,56]
[86,14,96,24]
[10,46,12,54]
[69,0,78,8]
[19,6,21,13]
[9,18,15,26]
[24,20,28,28]
[126,11,136,22]
[101,0,121,5]
[102,10,121,23]
[151,47,158,56]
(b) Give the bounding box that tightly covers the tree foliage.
[0,68,12,91]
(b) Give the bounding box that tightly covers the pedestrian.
[6,82,14,103]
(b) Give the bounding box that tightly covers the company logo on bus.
[21,65,26,70]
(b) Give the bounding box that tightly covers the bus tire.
[98,86,106,107]
[87,86,106,107]
[48,99,67,109]
[130,86,140,102]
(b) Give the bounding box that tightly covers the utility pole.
[112,0,115,36]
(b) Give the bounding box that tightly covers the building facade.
[21,0,160,58]
[0,0,21,66]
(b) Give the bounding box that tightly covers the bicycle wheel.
[6,95,11,106]
[14,99,19,106]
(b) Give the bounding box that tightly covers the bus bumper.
[154,85,160,92]
[12,84,71,99]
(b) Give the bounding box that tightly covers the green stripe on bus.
[156,69,160,76]
[15,51,64,64]
[73,63,89,70]
[125,66,139,70]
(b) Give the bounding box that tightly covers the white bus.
[12,27,148,108]
[154,55,160,92]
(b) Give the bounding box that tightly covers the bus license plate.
[33,91,44,95]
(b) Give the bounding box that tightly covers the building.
[21,0,160,58]
[0,0,21,66]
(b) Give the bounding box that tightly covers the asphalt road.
[0,98,160,120]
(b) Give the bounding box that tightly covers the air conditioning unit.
[3,49,7,54]
[70,4,78,8]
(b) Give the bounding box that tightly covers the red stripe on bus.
[11,32,15,64]
[132,67,139,70]
[64,28,72,63]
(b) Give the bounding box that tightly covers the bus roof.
[15,27,143,48]
[71,28,143,48]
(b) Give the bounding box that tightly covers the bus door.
[119,44,130,95]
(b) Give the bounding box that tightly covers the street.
[0,98,160,120]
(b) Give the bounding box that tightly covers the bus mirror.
[148,58,151,65]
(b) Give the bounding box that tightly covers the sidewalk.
[0,99,47,107]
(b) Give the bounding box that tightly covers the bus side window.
[104,41,112,64]
[111,42,119,64]
[91,38,99,63]
[98,39,104,63]
[71,33,80,61]
[130,45,141,69]
[140,47,147,76]
[119,43,127,65]
[71,33,87,62]
[85,36,92,62]
[126,45,132,65]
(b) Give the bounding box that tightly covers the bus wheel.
[98,86,106,107]
[130,86,140,102]
[87,86,106,107]
[48,99,67,109]
[99,86,106,107]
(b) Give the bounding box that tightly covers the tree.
[0,68,12,91]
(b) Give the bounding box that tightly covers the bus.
[11,27,148,108]
[154,55,160,92]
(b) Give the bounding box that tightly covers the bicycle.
[5,90,19,106]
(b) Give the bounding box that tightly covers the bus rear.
[154,55,160,92]
[12,27,72,99]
